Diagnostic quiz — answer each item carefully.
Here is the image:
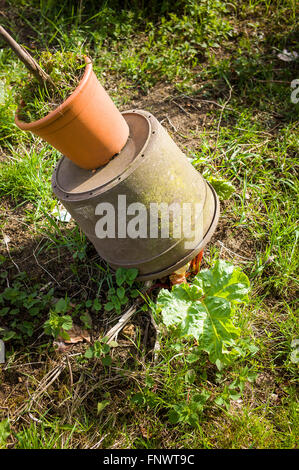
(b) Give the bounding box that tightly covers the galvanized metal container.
[52,110,219,280]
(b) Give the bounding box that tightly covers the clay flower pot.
[15,57,129,170]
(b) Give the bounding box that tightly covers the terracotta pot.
[15,57,129,170]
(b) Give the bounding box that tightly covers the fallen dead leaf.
[54,324,91,353]
[139,424,152,439]
[123,324,136,338]
[53,340,71,353]
[53,324,91,353]
[59,324,91,344]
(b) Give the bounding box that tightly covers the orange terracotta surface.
[15,57,129,170]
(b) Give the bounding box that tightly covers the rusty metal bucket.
[52,110,219,280]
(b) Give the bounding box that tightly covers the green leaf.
[185,369,196,384]
[168,409,180,424]
[104,302,114,312]
[156,260,250,364]
[116,268,127,287]
[84,347,94,359]
[0,419,10,447]
[186,352,201,363]
[80,311,92,329]
[102,355,112,366]
[97,400,110,415]
[9,308,19,315]
[0,307,10,316]
[59,329,70,341]
[208,177,235,200]
[55,298,68,314]
[0,329,17,341]
[93,298,102,312]
[61,315,73,330]
[131,393,145,405]
[126,268,139,285]
[193,260,250,304]
[130,289,140,298]
[120,296,129,305]
[117,287,126,300]
[108,287,116,296]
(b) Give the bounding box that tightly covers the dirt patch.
[121,82,219,154]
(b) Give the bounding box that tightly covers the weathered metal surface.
[52,110,219,280]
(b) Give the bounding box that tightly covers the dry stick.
[14,362,66,420]
[172,100,191,116]
[215,86,232,150]
[105,304,138,344]
[0,25,55,88]
[217,240,253,263]
[2,232,21,274]
[104,281,153,344]
[33,239,62,287]
[148,312,161,362]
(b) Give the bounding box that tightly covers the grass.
[17,50,85,123]
[0,0,298,450]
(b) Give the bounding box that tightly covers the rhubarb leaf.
[156,260,250,364]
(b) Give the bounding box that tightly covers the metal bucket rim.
[52,110,154,201]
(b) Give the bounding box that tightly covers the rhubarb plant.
[156,260,250,369]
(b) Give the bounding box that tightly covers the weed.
[104,268,139,314]
[43,298,73,340]
[84,337,114,367]
[0,264,54,343]
[155,260,251,368]
[18,50,85,123]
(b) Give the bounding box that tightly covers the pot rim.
[15,56,92,131]
[52,110,153,201]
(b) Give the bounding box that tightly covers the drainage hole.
[141,154,145,157]
[152,131,156,134]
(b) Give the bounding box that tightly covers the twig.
[253,79,292,84]
[89,434,108,449]
[28,412,42,424]
[160,115,178,132]
[215,86,232,150]
[66,354,73,389]
[32,240,62,287]
[149,312,161,362]
[0,25,55,88]
[172,100,191,116]
[14,362,66,417]
[104,304,138,344]
[2,232,21,274]
[217,240,253,262]
[103,281,153,344]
